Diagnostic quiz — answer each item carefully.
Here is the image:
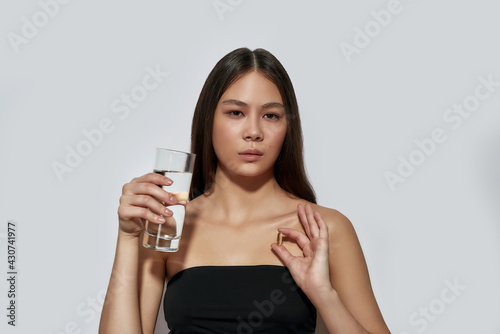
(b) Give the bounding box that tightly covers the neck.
[208,166,289,224]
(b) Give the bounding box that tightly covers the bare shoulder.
[299,202,390,332]
[311,203,390,332]
[307,203,367,279]
[309,203,357,242]
[309,203,348,223]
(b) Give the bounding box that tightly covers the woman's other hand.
[271,203,334,298]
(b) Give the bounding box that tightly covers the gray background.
[1,0,499,333]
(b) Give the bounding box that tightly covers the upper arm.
[138,242,167,334]
[324,209,390,333]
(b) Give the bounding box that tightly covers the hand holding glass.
[142,148,195,252]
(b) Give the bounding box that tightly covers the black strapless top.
[164,265,316,333]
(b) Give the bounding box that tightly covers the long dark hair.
[189,48,316,204]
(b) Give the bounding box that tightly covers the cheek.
[268,125,287,150]
[212,129,225,157]
[212,123,222,147]
[263,129,286,161]
[212,120,237,155]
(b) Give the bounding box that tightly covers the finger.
[164,215,177,226]
[304,204,320,239]
[278,228,313,257]
[118,203,166,224]
[297,204,311,239]
[130,172,173,187]
[123,182,178,206]
[314,211,329,239]
[121,194,174,217]
[125,172,175,201]
[270,243,297,267]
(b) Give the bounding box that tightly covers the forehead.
[219,71,283,104]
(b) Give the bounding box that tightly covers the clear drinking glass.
[142,148,196,252]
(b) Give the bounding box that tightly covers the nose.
[243,116,263,141]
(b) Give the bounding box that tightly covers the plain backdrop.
[1,1,499,333]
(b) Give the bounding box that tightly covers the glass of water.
[142,148,196,252]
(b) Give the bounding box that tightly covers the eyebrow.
[221,99,284,109]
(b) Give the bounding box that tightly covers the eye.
[227,110,243,117]
[264,113,281,120]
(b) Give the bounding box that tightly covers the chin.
[234,166,274,178]
[218,159,275,179]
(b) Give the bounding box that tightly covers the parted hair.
[189,47,316,204]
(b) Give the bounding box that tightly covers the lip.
[239,149,263,162]
[239,149,263,156]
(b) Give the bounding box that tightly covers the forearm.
[99,232,143,334]
[312,289,370,334]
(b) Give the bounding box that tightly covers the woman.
[99,48,391,333]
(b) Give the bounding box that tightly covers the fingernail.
[165,208,173,216]
[164,177,172,185]
[158,216,166,223]
[170,196,177,204]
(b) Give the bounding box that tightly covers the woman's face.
[212,71,287,179]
